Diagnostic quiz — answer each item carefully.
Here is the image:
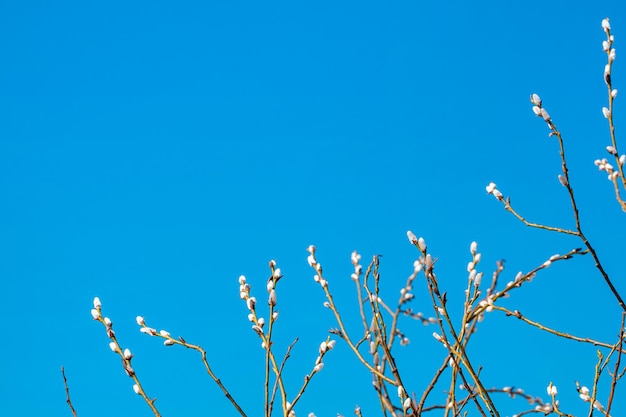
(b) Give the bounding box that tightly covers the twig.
[269,339,298,417]
[61,366,78,417]
[91,299,161,417]
[494,306,626,353]
[136,320,247,417]
[413,241,496,417]
[600,22,626,211]
[587,352,604,417]
[605,312,625,416]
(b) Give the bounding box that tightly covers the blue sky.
[2,1,626,416]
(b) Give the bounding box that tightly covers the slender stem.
[320,283,396,384]
[138,323,247,417]
[61,366,78,417]
[270,339,297,417]
[494,306,626,354]
[605,312,626,416]
[415,247,497,417]
[587,352,604,417]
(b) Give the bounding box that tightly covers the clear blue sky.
[2,1,626,416]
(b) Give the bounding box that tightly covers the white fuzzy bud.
[425,254,433,269]
[133,384,140,394]
[123,348,132,359]
[406,230,417,244]
[351,250,361,265]
[530,93,541,106]
[474,272,483,286]
[579,386,590,401]
[547,383,558,396]
[403,397,412,410]
[139,327,157,336]
[602,18,611,33]
[93,297,102,309]
[136,316,145,326]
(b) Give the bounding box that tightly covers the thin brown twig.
[467,249,588,322]
[362,259,399,416]
[364,256,410,413]
[316,276,395,384]
[92,302,161,417]
[588,351,604,417]
[605,312,625,416]
[269,339,298,417]
[601,24,626,211]
[265,266,279,417]
[61,366,78,417]
[356,258,372,332]
[239,274,289,413]
[137,322,247,417]
[556,113,626,311]
[525,100,626,311]
[287,344,331,413]
[494,306,626,354]
[578,233,626,311]
[414,243,495,417]
[501,200,578,236]
[421,386,547,413]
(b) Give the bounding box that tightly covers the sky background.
[2,1,626,416]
